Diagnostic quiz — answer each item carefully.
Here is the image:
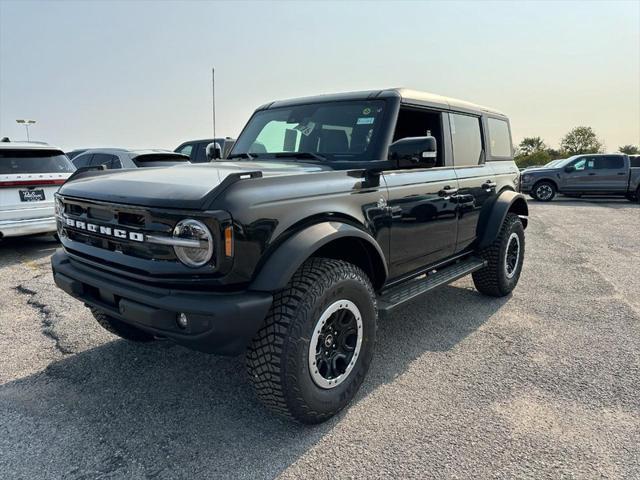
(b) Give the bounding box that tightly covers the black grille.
[58,197,176,261]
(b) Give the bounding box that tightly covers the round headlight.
[172,219,214,268]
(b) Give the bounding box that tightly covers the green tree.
[560,126,603,155]
[518,136,546,156]
[514,150,551,169]
[618,145,639,154]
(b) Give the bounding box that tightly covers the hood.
[58,161,329,209]
[522,166,560,175]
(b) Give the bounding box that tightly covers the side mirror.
[388,136,437,169]
[564,165,575,173]
[206,142,222,161]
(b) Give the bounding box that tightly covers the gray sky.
[1,0,638,152]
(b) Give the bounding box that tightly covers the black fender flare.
[476,191,529,250]
[250,221,388,292]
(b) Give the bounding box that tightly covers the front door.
[562,156,594,192]
[383,106,458,279]
[384,168,459,278]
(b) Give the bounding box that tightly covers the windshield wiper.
[274,152,327,162]
[227,152,256,160]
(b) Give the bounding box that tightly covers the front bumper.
[0,216,57,238]
[51,250,273,355]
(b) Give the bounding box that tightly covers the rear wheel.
[246,257,377,424]
[531,181,556,202]
[91,308,155,342]
[473,213,525,297]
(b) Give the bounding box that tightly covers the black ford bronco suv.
[52,88,528,423]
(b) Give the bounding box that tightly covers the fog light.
[177,313,189,329]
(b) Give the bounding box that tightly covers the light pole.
[16,119,36,142]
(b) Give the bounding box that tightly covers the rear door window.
[450,113,483,166]
[594,156,624,169]
[0,149,75,174]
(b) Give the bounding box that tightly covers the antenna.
[212,67,216,141]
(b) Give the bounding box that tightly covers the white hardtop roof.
[394,88,506,117]
[263,87,507,117]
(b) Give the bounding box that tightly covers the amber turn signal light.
[224,226,233,257]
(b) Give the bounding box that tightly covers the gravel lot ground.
[0,197,639,479]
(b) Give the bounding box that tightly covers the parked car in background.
[521,153,640,202]
[71,149,190,170]
[66,149,88,160]
[175,137,235,163]
[0,142,75,239]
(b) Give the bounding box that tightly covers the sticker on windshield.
[294,121,316,136]
[357,117,375,125]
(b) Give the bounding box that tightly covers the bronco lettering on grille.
[64,218,144,242]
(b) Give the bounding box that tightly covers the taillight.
[0,179,66,188]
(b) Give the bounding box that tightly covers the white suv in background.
[0,142,75,239]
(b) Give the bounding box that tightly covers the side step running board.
[377,257,487,314]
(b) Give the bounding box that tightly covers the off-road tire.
[531,181,556,202]
[91,308,155,342]
[473,213,525,297]
[246,257,377,424]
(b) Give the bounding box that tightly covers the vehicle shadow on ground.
[0,234,59,268]
[0,284,508,479]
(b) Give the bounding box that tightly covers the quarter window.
[487,118,512,158]
[450,113,483,166]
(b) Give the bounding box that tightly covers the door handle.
[617,172,626,175]
[438,186,458,197]
[482,180,497,190]
[588,172,596,176]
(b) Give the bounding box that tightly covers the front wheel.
[473,213,525,297]
[246,258,377,424]
[531,181,556,202]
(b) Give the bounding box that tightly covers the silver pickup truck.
[521,153,640,202]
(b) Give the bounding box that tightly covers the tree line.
[514,126,639,168]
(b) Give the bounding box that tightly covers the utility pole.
[16,119,36,142]
[212,67,216,140]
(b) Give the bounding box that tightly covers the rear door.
[0,149,74,221]
[450,112,497,253]
[591,155,627,192]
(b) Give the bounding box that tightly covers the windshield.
[230,100,386,162]
[0,149,75,174]
[554,156,580,168]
